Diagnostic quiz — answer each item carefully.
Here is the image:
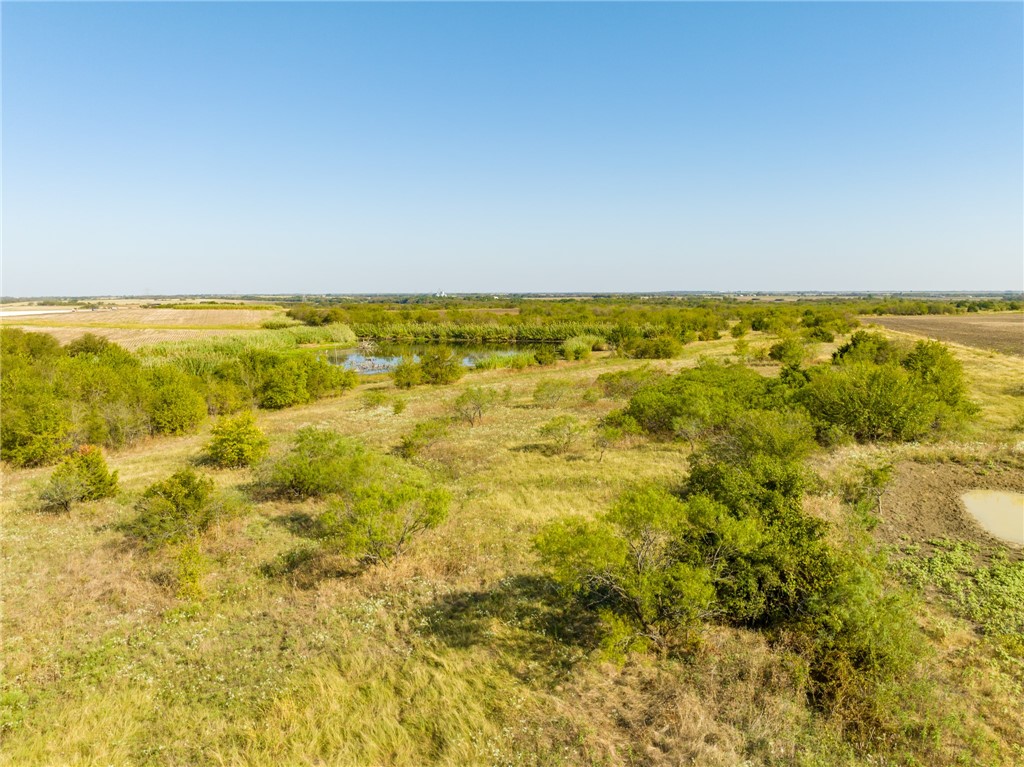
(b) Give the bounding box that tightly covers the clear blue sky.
[3,2,1022,296]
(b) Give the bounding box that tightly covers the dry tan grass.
[2,337,1022,766]
[1,307,285,330]
[0,325,257,349]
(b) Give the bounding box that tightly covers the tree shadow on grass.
[259,543,359,588]
[511,443,561,457]
[271,509,326,540]
[418,575,602,683]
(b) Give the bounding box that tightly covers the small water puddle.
[961,490,1024,545]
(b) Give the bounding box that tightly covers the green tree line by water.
[0,329,356,467]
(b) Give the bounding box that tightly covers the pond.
[961,490,1024,545]
[316,342,545,374]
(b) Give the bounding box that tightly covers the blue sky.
[3,2,1022,296]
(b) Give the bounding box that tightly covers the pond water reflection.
[318,342,543,374]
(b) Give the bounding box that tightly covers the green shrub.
[361,389,390,409]
[596,366,668,399]
[38,469,87,513]
[533,379,573,407]
[832,331,900,366]
[730,322,750,338]
[206,411,269,468]
[561,335,600,361]
[768,337,806,368]
[0,390,72,467]
[799,364,939,442]
[538,415,585,454]
[174,541,206,601]
[419,347,464,385]
[533,346,558,365]
[391,358,422,389]
[147,368,207,435]
[621,361,784,440]
[39,445,119,513]
[627,336,682,359]
[396,418,450,459]
[901,340,969,409]
[594,423,629,461]
[258,427,372,500]
[64,333,114,357]
[451,387,499,425]
[123,468,218,549]
[536,486,717,650]
[320,480,450,566]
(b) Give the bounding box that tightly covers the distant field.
[0,307,284,330]
[0,325,255,350]
[868,312,1024,356]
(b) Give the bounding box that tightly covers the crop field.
[0,306,296,349]
[0,307,286,331]
[0,326,259,350]
[868,312,1024,356]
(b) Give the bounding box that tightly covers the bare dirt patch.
[878,460,1024,552]
[867,313,1024,356]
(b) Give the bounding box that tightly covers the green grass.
[2,338,1023,766]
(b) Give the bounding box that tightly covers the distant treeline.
[285,296,1019,344]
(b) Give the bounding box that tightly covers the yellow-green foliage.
[2,322,1021,767]
[206,411,269,468]
[38,445,119,512]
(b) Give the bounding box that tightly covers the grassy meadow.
[2,309,1023,767]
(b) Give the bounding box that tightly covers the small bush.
[39,445,118,512]
[451,387,499,425]
[562,335,600,361]
[361,390,390,409]
[320,480,450,566]
[538,415,585,454]
[123,468,218,549]
[38,470,87,513]
[628,336,682,359]
[832,331,900,366]
[258,427,372,500]
[536,486,717,650]
[420,347,464,385]
[768,337,806,368]
[597,366,668,399]
[174,541,206,601]
[533,346,558,365]
[594,423,629,461]
[206,411,269,468]
[533,379,573,407]
[147,368,207,435]
[799,364,939,442]
[392,358,422,389]
[397,418,450,459]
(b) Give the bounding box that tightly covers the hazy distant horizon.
[3,3,1022,296]
[5,290,1023,303]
